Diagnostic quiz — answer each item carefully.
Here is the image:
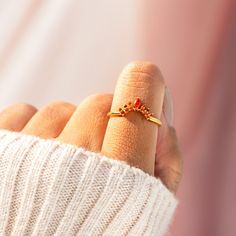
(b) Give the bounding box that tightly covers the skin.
[0,61,182,193]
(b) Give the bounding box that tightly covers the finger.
[58,94,112,152]
[155,126,183,193]
[22,101,76,138]
[0,103,37,131]
[155,88,183,193]
[102,61,165,175]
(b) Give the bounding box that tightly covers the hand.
[0,61,182,193]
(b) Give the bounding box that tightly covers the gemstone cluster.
[118,98,154,119]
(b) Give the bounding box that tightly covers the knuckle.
[42,101,75,117]
[128,60,159,71]
[9,103,37,114]
[123,61,163,79]
[80,93,113,108]
[45,101,75,111]
[159,166,183,193]
[120,61,165,91]
[78,94,113,119]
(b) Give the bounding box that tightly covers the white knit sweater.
[0,130,177,236]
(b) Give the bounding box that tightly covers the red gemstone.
[134,98,141,108]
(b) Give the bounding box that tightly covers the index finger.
[101,61,165,175]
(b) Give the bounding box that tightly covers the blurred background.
[0,1,235,235]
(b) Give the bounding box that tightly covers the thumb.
[155,88,183,193]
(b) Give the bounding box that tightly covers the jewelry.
[107,98,162,126]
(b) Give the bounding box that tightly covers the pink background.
[0,1,235,235]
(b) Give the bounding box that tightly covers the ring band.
[107,98,162,126]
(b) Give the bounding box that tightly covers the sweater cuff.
[0,130,177,236]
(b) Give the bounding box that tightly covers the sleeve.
[0,130,178,236]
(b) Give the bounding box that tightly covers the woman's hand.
[0,61,182,193]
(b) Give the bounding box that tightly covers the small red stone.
[134,98,141,108]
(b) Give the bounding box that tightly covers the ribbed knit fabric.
[0,130,177,236]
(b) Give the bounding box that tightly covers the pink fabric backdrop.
[145,1,236,235]
[0,1,235,235]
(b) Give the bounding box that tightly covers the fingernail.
[163,87,174,126]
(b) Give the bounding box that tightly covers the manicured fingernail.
[163,87,174,126]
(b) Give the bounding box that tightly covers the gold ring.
[107,98,162,126]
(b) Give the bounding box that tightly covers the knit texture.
[0,130,177,236]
